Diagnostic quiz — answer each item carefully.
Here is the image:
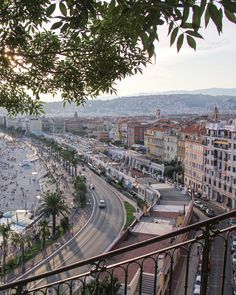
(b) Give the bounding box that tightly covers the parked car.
[194,192,202,198]
[232,253,236,264]
[99,199,106,208]
[230,218,236,226]
[201,195,209,201]
[205,208,215,217]
[231,244,236,254]
[200,204,208,212]
[195,274,201,285]
[193,285,200,295]
[194,200,203,208]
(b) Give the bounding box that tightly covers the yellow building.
[144,127,165,160]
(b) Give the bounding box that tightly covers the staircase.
[135,273,159,295]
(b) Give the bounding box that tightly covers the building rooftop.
[132,221,174,236]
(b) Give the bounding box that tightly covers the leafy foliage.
[86,276,121,295]
[38,192,70,237]
[0,0,236,114]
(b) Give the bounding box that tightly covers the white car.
[193,285,200,295]
[99,200,106,208]
[195,275,201,285]
[233,253,236,264]
[89,184,95,189]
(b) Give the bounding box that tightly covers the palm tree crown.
[38,192,70,238]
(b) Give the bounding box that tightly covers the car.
[233,284,236,295]
[232,253,236,264]
[231,244,236,254]
[230,219,236,226]
[99,200,106,208]
[201,195,209,201]
[193,285,200,295]
[205,209,215,217]
[194,200,203,208]
[194,192,202,198]
[199,204,208,212]
[195,275,201,285]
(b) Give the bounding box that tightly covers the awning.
[214,140,229,145]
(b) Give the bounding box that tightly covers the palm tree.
[37,219,50,249]
[10,232,31,273]
[0,224,11,282]
[38,192,70,238]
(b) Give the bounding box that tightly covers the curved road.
[15,168,125,290]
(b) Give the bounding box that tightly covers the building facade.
[203,121,236,209]
[184,138,204,193]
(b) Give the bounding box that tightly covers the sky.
[105,20,236,98]
[44,17,236,102]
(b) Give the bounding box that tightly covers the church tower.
[156,108,161,120]
[212,105,220,122]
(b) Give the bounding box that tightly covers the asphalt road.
[193,203,232,295]
[15,168,125,291]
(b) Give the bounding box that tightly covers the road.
[14,168,125,291]
[174,201,232,295]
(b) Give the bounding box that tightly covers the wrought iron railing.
[1,210,236,295]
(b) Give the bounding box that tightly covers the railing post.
[200,225,211,295]
[220,233,229,295]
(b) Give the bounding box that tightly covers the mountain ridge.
[43,93,236,117]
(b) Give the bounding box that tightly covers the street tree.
[0,224,11,282]
[38,192,70,238]
[10,232,31,273]
[37,218,51,249]
[0,0,236,115]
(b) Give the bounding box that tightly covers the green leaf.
[177,34,184,52]
[192,5,201,29]
[170,27,179,46]
[46,4,56,17]
[205,6,210,27]
[221,0,236,13]
[168,21,174,36]
[181,22,194,29]
[181,6,190,25]
[187,35,196,50]
[200,0,207,16]
[208,3,223,34]
[140,31,148,49]
[225,9,236,24]
[185,30,204,39]
[59,2,67,17]
[51,21,63,30]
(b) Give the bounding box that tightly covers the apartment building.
[145,126,179,161]
[163,132,178,162]
[144,128,165,160]
[184,138,204,193]
[203,121,236,209]
[127,122,149,147]
[26,117,42,135]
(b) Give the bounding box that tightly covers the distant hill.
[159,88,236,96]
[43,93,236,117]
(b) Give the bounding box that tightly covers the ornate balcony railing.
[1,210,236,295]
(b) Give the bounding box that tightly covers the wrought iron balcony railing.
[1,210,236,295]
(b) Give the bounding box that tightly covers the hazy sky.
[44,19,236,102]
[109,20,236,97]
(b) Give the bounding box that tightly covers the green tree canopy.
[1,0,236,115]
[38,192,70,238]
